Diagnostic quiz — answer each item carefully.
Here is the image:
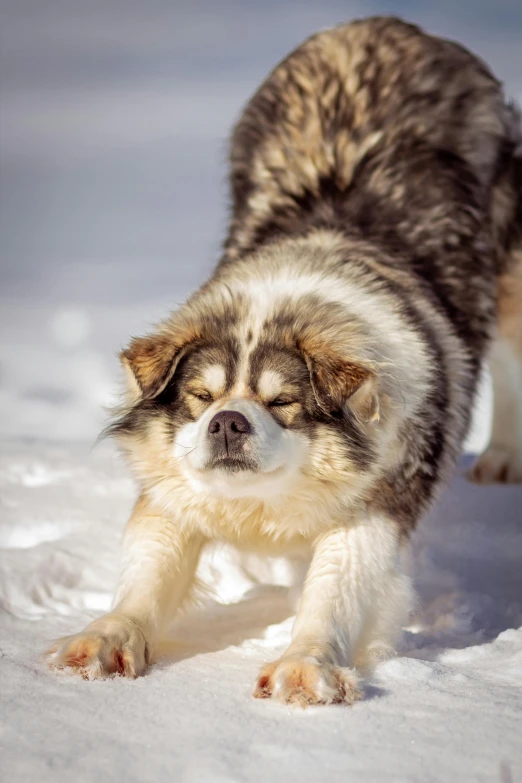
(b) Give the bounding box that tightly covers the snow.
[1,444,522,781]
[1,2,522,781]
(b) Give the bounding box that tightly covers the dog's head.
[111,289,383,502]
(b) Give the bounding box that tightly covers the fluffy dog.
[46,17,522,706]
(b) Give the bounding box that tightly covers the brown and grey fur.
[46,17,522,704]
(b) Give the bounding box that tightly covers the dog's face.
[113,293,381,502]
[160,343,317,498]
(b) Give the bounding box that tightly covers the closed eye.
[268,398,297,407]
[189,390,213,403]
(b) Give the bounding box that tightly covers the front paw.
[44,615,150,680]
[253,657,361,707]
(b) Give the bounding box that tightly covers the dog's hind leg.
[470,250,522,484]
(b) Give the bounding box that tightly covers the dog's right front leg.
[46,494,204,679]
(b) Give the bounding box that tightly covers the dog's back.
[223,17,522,359]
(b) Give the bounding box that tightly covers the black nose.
[208,410,251,447]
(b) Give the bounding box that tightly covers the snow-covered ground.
[2,443,522,782]
[1,2,521,781]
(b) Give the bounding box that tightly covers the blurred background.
[1,0,521,443]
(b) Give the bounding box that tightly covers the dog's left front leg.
[254,514,412,706]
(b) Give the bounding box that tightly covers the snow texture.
[1,2,521,781]
[1,445,522,782]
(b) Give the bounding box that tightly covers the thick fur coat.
[46,17,522,706]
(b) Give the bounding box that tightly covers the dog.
[45,17,522,706]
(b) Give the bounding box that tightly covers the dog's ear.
[304,351,380,422]
[120,331,194,402]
